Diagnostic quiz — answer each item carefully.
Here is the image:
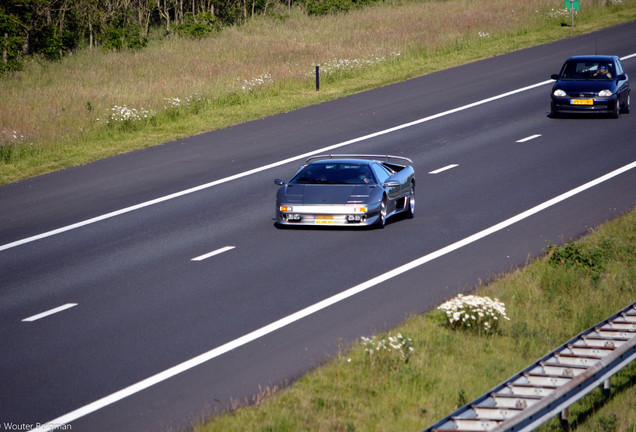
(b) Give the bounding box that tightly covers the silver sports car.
[274,154,415,228]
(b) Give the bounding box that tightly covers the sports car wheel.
[405,184,415,219]
[377,196,387,229]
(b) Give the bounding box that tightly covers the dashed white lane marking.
[516,134,542,143]
[0,80,555,253]
[22,303,78,322]
[429,164,459,174]
[191,246,235,261]
[32,160,636,432]
[4,53,636,253]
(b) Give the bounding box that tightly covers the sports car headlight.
[279,206,292,212]
[598,89,612,97]
[553,89,567,97]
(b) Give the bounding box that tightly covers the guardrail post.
[315,65,320,91]
[560,407,569,431]
[603,378,611,397]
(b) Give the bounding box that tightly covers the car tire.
[550,104,560,118]
[611,100,620,119]
[405,184,415,219]
[621,93,631,114]
[376,196,387,229]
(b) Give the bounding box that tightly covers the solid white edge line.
[32,160,636,431]
[429,164,459,174]
[22,303,78,322]
[191,246,235,261]
[0,80,555,254]
[516,134,542,143]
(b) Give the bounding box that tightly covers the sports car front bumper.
[275,204,380,227]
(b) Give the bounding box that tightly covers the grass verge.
[191,209,635,431]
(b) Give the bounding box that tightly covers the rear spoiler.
[305,154,413,164]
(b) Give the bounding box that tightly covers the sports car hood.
[554,79,616,93]
[278,184,371,204]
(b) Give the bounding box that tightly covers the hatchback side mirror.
[274,178,286,186]
[551,74,560,80]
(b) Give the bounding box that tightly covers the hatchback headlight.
[553,89,567,97]
[598,89,613,97]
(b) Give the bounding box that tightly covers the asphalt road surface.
[1,20,635,432]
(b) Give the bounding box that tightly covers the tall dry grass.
[1,0,634,184]
[0,0,561,148]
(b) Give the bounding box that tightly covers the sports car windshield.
[290,163,377,185]
[560,60,615,80]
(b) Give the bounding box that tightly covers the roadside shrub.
[102,105,155,131]
[545,238,618,282]
[437,294,510,334]
[175,12,220,38]
[0,10,24,74]
[547,242,602,270]
[361,332,414,368]
[597,413,618,432]
[100,21,147,51]
[164,92,211,117]
[303,0,380,15]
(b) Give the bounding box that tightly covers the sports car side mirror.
[274,178,286,186]
[551,74,560,80]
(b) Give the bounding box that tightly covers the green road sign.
[565,0,580,10]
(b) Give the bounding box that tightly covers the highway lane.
[1,21,635,432]
[1,20,633,245]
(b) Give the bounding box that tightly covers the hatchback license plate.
[571,99,593,105]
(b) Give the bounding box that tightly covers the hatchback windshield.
[560,61,615,80]
[291,163,376,185]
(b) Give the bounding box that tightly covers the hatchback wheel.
[621,93,631,114]
[611,100,620,119]
[550,104,560,118]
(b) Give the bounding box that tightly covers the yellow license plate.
[571,99,593,105]
[315,215,334,224]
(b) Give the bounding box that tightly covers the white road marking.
[4,53,635,254]
[191,246,235,261]
[32,160,636,431]
[429,164,459,174]
[0,80,554,253]
[516,134,542,143]
[22,303,78,322]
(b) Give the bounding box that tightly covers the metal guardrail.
[422,302,636,432]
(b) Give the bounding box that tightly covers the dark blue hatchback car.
[550,55,630,118]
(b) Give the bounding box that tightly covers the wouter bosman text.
[1,423,72,431]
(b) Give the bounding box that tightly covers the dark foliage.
[0,0,319,76]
